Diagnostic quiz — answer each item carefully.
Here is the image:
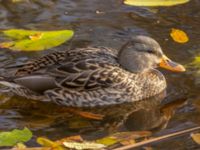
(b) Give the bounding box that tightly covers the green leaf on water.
[124,0,190,7]
[0,127,32,146]
[0,29,74,51]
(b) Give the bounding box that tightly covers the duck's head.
[118,35,185,73]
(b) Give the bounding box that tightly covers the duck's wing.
[15,51,67,76]
[50,58,125,91]
[14,47,117,77]
[12,47,124,91]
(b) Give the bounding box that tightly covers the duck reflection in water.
[67,91,187,134]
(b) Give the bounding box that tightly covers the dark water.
[0,0,200,149]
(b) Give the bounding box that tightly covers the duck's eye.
[146,50,155,54]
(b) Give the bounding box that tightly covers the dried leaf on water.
[37,137,64,150]
[0,29,74,51]
[124,0,190,7]
[96,131,151,146]
[191,133,200,144]
[63,141,106,150]
[170,28,189,43]
[0,127,32,146]
[56,135,83,144]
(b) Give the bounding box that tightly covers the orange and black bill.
[159,55,185,72]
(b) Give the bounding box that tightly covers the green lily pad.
[0,127,32,146]
[124,0,190,6]
[0,29,74,51]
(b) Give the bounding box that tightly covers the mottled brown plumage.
[0,36,185,107]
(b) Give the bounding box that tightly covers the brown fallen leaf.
[56,135,83,144]
[191,133,200,144]
[170,28,189,43]
[120,139,136,146]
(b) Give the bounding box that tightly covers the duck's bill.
[159,55,186,72]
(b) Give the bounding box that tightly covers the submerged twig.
[113,126,200,150]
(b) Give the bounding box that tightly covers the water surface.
[0,0,200,149]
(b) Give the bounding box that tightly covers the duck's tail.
[0,78,47,101]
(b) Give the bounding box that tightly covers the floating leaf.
[170,28,189,43]
[0,29,74,51]
[96,131,151,146]
[37,137,64,150]
[96,136,118,146]
[63,141,106,150]
[191,133,200,144]
[56,135,83,144]
[0,127,32,146]
[124,0,190,7]
[14,143,27,149]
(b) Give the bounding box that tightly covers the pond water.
[0,0,200,149]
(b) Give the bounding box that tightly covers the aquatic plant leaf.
[63,141,106,150]
[0,29,74,51]
[170,28,189,43]
[0,127,32,146]
[124,0,190,6]
[191,133,200,144]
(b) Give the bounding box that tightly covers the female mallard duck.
[0,35,185,107]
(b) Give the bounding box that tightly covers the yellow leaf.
[170,28,189,43]
[96,131,151,146]
[124,0,190,7]
[37,137,57,147]
[191,133,200,144]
